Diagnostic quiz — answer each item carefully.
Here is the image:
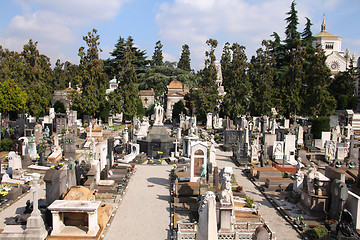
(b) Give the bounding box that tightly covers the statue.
[219,167,233,205]
[154,103,164,126]
[306,162,317,194]
[44,126,50,139]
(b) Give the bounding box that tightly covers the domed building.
[313,17,357,74]
[165,80,188,119]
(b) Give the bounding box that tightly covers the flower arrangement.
[0,183,12,197]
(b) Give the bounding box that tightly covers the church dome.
[168,80,183,90]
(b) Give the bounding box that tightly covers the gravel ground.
[105,164,172,240]
[215,144,302,240]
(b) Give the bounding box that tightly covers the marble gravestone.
[196,191,218,240]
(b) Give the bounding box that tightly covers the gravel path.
[105,164,172,240]
[215,144,302,240]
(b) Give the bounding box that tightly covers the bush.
[311,116,330,139]
[0,138,13,151]
[53,100,66,113]
[313,225,328,239]
[245,196,255,208]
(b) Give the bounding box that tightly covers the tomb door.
[194,149,204,177]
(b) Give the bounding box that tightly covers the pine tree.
[220,42,232,91]
[192,39,220,121]
[69,29,107,118]
[177,44,191,72]
[301,17,336,116]
[151,40,163,66]
[220,43,251,119]
[104,36,149,78]
[249,41,276,116]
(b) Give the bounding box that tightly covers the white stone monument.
[154,103,164,126]
[206,113,213,129]
[197,191,218,240]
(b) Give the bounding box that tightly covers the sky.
[1,0,360,70]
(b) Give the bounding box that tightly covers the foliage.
[151,40,163,66]
[191,39,221,121]
[311,116,330,139]
[249,41,275,116]
[313,225,328,239]
[69,29,107,118]
[220,43,251,119]
[138,61,196,97]
[0,138,13,151]
[104,35,149,78]
[146,104,155,117]
[328,62,358,110]
[172,100,188,121]
[245,196,255,208]
[53,100,66,113]
[0,78,27,115]
[177,44,191,72]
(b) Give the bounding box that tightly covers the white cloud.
[155,0,347,69]
[1,0,129,66]
[163,51,176,62]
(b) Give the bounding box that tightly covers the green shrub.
[245,196,255,208]
[0,138,13,151]
[313,225,328,239]
[311,116,330,139]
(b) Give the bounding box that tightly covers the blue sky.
[1,0,359,70]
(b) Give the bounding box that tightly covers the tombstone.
[223,130,242,151]
[325,140,336,161]
[330,176,348,221]
[330,115,339,128]
[179,113,185,129]
[123,126,129,143]
[67,158,76,187]
[29,135,37,160]
[58,170,68,196]
[44,169,61,206]
[297,126,304,147]
[108,116,113,127]
[264,134,276,158]
[23,173,48,239]
[275,129,286,141]
[284,135,296,164]
[190,141,208,182]
[197,191,218,240]
[273,141,284,161]
[7,151,23,179]
[304,133,313,150]
[75,160,81,185]
[284,119,290,129]
[107,137,115,168]
[206,113,213,129]
[336,146,348,161]
[321,132,331,149]
[63,134,76,160]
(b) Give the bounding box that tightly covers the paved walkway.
[215,145,302,240]
[105,164,172,240]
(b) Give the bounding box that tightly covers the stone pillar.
[51,211,63,234]
[87,211,99,236]
[219,205,233,232]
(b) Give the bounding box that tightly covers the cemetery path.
[215,144,302,240]
[0,182,46,229]
[105,164,172,240]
